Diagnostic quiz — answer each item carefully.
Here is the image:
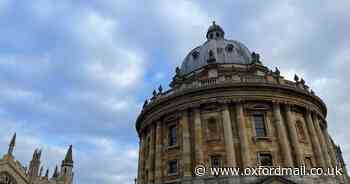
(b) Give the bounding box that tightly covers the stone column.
[323,127,338,168]
[284,104,303,166]
[222,103,237,167]
[154,121,163,184]
[137,136,144,184]
[236,102,250,168]
[313,115,332,168]
[305,110,326,168]
[194,108,204,165]
[148,125,155,184]
[181,110,192,177]
[272,103,293,167]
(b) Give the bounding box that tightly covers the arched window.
[226,44,234,52]
[296,121,306,141]
[192,51,199,59]
[0,172,17,184]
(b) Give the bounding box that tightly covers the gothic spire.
[7,133,16,155]
[62,145,73,167]
[45,168,49,177]
[39,166,44,176]
[52,165,59,178]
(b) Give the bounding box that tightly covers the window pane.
[254,114,267,137]
[168,160,178,174]
[260,153,273,166]
[211,156,221,168]
[169,125,177,146]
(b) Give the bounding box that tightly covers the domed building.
[135,22,349,184]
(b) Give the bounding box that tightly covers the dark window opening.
[168,125,177,146]
[211,155,221,168]
[226,44,234,52]
[253,114,267,137]
[305,157,313,169]
[259,153,273,166]
[168,160,178,174]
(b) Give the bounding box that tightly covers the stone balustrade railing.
[145,74,314,107]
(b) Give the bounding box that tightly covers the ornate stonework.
[0,134,74,184]
[136,22,349,184]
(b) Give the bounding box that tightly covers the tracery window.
[0,172,17,184]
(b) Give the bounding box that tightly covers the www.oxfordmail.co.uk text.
[194,165,344,177]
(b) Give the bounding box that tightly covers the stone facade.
[0,134,74,184]
[135,22,349,184]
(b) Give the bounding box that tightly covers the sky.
[0,0,349,183]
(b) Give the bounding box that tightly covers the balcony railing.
[146,75,312,105]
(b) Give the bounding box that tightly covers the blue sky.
[0,1,349,183]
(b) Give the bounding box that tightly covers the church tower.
[60,145,74,184]
[28,149,42,183]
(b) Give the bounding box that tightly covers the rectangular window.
[168,160,178,175]
[259,153,273,166]
[145,136,150,158]
[210,155,221,168]
[253,114,267,137]
[305,157,313,169]
[168,125,177,146]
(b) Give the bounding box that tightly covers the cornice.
[136,83,327,134]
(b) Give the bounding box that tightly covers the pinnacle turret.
[62,145,73,167]
[7,133,16,155]
[52,165,59,178]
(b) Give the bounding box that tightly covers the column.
[194,108,204,165]
[154,121,163,184]
[236,102,250,168]
[181,110,192,177]
[323,127,338,168]
[313,115,332,168]
[137,136,144,184]
[284,104,303,166]
[222,104,237,167]
[148,125,155,184]
[305,110,326,168]
[272,103,293,167]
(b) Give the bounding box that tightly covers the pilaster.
[222,103,237,167]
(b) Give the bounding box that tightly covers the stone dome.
[180,22,252,75]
